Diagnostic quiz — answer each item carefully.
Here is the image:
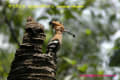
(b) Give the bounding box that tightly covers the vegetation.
[0,0,120,80]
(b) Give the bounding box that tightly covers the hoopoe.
[46,20,64,54]
[47,19,75,54]
[50,20,64,44]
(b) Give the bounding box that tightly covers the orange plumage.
[50,21,64,44]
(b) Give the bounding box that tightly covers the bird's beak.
[64,30,76,38]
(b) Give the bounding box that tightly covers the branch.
[2,0,23,46]
[4,18,20,46]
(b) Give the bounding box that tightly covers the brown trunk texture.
[7,17,56,80]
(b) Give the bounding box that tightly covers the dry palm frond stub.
[7,16,57,80]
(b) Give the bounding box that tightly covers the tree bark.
[7,17,57,80]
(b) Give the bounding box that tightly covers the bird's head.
[49,19,64,32]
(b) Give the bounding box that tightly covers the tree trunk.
[7,17,57,80]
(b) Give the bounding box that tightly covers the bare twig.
[2,0,22,46]
[4,17,20,46]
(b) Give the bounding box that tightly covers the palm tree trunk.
[7,17,57,80]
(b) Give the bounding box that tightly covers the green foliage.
[0,0,119,80]
[63,57,77,65]
[64,9,75,19]
[77,64,88,73]
[97,70,104,75]
[37,16,48,21]
[109,38,120,66]
[0,50,14,80]
[85,29,92,35]
[46,5,60,15]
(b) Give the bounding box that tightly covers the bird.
[46,19,75,54]
[46,20,64,54]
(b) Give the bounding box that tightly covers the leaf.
[97,70,104,75]
[0,65,4,72]
[46,5,60,15]
[85,29,92,35]
[112,46,120,50]
[109,14,116,22]
[64,9,75,19]
[63,57,77,65]
[13,12,23,26]
[37,16,48,21]
[81,0,95,11]
[77,64,88,72]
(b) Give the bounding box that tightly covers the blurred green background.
[0,0,120,80]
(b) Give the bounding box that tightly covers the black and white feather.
[46,39,60,54]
